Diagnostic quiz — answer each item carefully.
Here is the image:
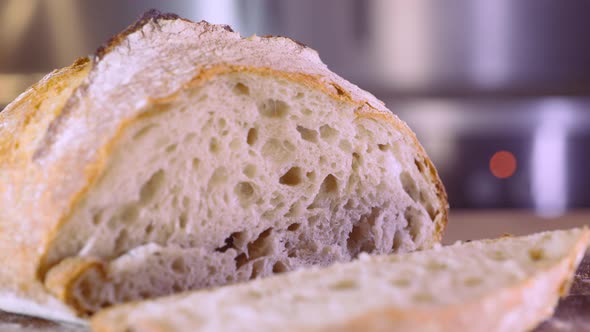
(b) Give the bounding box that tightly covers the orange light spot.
[490,150,517,179]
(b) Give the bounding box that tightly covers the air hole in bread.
[216,232,240,253]
[352,152,361,170]
[165,143,177,154]
[344,199,355,210]
[250,260,265,279]
[285,202,303,218]
[235,182,256,205]
[489,250,508,261]
[319,124,339,143]
[426,260,448,271]
[198,94,208,102]
[378,144,389,151]
[347,224,370,258]
[414,158,425,172]
[114,229,129,252]
[145,223,154,235]
[247,127,258,146]
[248,228,274,260]
[464,277,483,287]
[280,167,303,186]
[314,219,323,229]
[258,99,289,118]
[235,253,248,270]
[243,164,257,178]
[171,257,188,274]
[393,231,404,251]
[308,174,338,209]
[331,83,346,96]
[404,207,424,242]
[322,174,339,193]
[287,223,301,232]
[184,132,197,143]
[91,210,104,226]
[296,126,318,143]
[272,261,288,274]
[172,283,183,293]
[302,108,312,116]
[306,171,316,181]
[133,124,158,140]
[417,189,437,220]
[295,92,304,99]
[400,171,419,202]
[77,278,93,302]
[233,82,250,95]
[283,140,296,151]
[413,292,433,303]
[391,278,411,287]
[140,169,165,204]
[218,118,227,128]
[178,212,188,229]
[120,205,139,224]
[209,138,220,154]
[528,248,545,261]
[329,279,358,290]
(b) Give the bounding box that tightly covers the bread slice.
[0,10,447,321]
[91,228,589,332]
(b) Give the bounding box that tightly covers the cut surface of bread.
[0,11,446,321]
[91,228,590,332]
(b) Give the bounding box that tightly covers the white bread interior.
[45,71,442,313]
[91,228,590,332]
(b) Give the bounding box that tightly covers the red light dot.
[490,150,517,179]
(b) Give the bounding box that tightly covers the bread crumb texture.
[91,228,590,332]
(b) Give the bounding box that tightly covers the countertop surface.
[0,211,588,331]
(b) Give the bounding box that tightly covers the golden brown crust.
[0,57,92,322]
[44,257,104,310]
[95,10,183,59]
[0,57,90,164]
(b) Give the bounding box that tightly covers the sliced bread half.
[0,10,447,321]
[92,228,590,332]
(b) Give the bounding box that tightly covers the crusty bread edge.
[0,57,93,323]
[40,64,448,316]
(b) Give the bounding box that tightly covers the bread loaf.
[91,228,590,332]
[0,10,447,321]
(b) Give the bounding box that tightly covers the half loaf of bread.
[92,228,590,332]
[0,10,447,321]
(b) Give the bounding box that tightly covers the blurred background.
[1,0,589,231]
